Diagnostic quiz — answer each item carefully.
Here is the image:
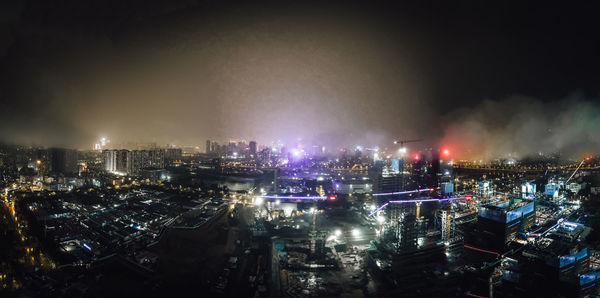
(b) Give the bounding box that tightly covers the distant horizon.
[0,139,594,162]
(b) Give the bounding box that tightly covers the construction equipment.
[566,159,585,183]
[393,139,424,146]
[393,138,424,147]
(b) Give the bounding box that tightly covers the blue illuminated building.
[475,197,535,249]
[441,182,454,195]
[391,159,403,173]
[521,181,536,198]
[545,183,560,197]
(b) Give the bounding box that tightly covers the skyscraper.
[116,150,132,174]
[206,139,212,153]
[49,148,78,175]
[249,141,257,158]
[103,150,117,173]
[165,148,182,162]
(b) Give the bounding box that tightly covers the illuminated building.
[116,149,132,174]
[103,149,117,173]
[475,197,535,249]
[206,139,212,153]
[545,183,560,197]
[334,180,372,194]
[370,159,403,194]
[521,181,536,198]
[505,223,593,297]
[477,180,494,197]
[391,158,402,173]
[441,182,454,195]
[567,182,582,194]
[165,148,182,162]
[103,149,166,175]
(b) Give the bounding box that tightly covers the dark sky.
[0,0,599,158]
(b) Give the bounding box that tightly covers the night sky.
[0,1,599,158]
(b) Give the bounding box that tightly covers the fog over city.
[0,1,598,159]
[441,94,600,160]
[3,2,600,298]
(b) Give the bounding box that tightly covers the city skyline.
[2,2,600,296]
[0,1,599,160]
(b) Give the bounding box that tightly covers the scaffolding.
[440,207,455,242]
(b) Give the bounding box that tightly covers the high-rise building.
[206,140,212,153]
[103,149,165,175]
[475,197,535,249]
[148,149,165,168]
[116,150,132,174]
[370,159,403,195]
[49,148,78,175]
[103,150,118,173]
[521,181,536,198]
[441,182,454,195]
[249,141,257,158]
[165,148,182,163]
[391,159,403,173]
[132,150,149,175]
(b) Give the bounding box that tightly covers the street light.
[352,228,360,237]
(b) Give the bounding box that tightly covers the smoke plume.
[440,93,600,160]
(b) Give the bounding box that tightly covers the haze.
[0,1,598,158]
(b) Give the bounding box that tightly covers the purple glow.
[291,149,302,157]
[372,188,433,197]
[368,203,389,217]
[388,196,465,203]
[259,195,326,200]
[368,196,469,217]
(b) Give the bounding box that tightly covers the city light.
[1,5,598,297]
[442,148,450,156]
[373,188,433,197]
[292,149,302,157]
[258,195,327,200]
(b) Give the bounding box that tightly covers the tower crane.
[393,138,424,147]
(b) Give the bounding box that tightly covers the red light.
[429,188,434,192]
[328,195,336,201]
[414,154,420,160]
[465,195,472,201]
[442,148,450,156]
